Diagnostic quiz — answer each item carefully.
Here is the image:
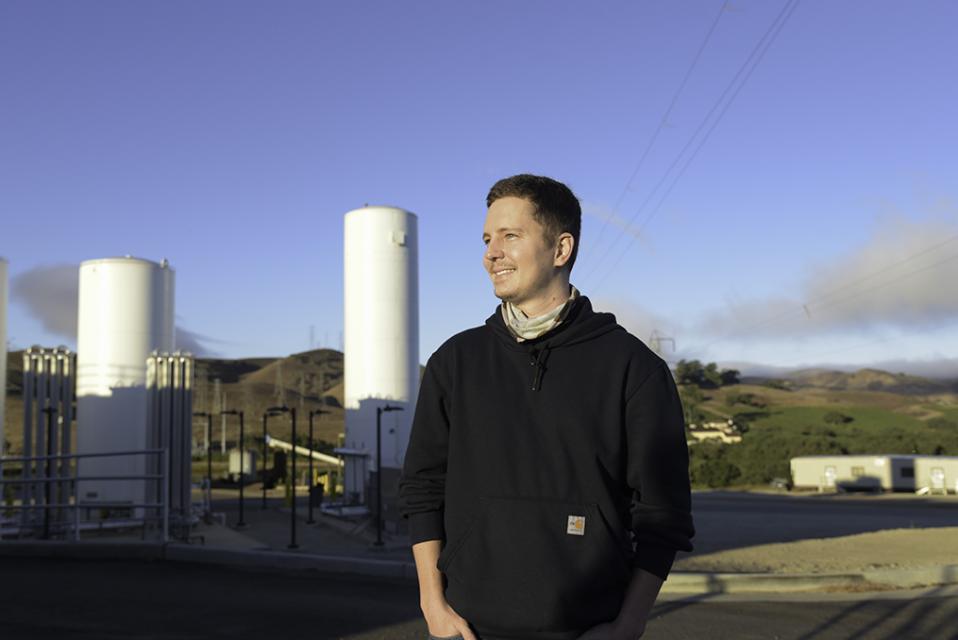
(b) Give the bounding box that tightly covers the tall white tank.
[0,257,7,457]
[76,257,174,511]
[343,206,419,506]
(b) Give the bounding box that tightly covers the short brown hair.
[486,174,581,272]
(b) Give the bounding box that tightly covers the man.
[399,174,694,640]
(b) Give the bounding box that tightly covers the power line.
[581,0,729,272]
[804,249,958,316]
[585,0,801,293]
[689,235,958,353]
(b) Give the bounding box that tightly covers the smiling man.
[399,174,695,640]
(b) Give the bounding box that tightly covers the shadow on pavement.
[0,556,424,639]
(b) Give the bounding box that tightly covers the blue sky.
[2,0,957,377]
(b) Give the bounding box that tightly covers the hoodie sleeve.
[624,360,695,580]
[398,353,451,545]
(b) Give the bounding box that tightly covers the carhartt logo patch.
[567,515,585,536]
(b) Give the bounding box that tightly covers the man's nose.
[485,240,504,260]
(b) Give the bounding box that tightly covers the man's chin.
[492,286,515,302]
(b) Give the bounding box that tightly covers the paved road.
[2,558,956,639]
[682,491,958,556]
[209,490,958,560]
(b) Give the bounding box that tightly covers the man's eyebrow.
[482,227,523,237]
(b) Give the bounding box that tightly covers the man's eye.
[506,233,517,239]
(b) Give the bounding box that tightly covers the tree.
[696,458,741,488]
[675,359,705,386]
[720,368,741,385]
[703,362,722,388]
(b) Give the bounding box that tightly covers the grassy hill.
[685,374,958,489]
[777,367,955,395]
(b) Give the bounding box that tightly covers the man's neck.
[514,279,572,317]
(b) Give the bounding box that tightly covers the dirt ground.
[672,526,958,574]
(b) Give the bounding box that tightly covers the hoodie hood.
[485,295,623,391]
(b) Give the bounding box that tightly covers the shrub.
[823,411,853,425]
[928,417,957,431]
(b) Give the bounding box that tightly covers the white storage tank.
[76,257,174,513]
[342,206,419,508]
[0,257,6,457]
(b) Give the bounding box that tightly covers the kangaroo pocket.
[438,496,632,634]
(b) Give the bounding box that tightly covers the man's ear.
[554,232,574,268]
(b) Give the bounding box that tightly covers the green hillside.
[684,371,958,489]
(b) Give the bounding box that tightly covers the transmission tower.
[649,330,676,359]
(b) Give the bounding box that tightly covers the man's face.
[482,196,559,305]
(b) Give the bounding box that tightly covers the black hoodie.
[399,295,694,639]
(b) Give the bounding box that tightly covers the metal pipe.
[43,406,53,539]
[238,410,246,527]
[262,435,342,465]
[7,502,166,509]
[261,413,269,509]
[289,407,298,550]
[21,350,34,528]
[171,355,183,527]
[48,356,61,525]
[1,475,165,484]
[307,411,317,524]
[60,350,74,528]
[222,410,247,529]
[35,353,47,526]
[162,448,169,543]
[182,356,194,525]
[2,448,167,462]
[73,455,80,542]
[207,415,213,487]
[375,406,382,547]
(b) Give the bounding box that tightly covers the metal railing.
[0,448,169,542]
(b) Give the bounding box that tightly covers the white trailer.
[791,454,958,493]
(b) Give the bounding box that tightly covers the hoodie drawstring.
[529,346,550,392]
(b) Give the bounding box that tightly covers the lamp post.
[307,408,328,524]
[375,404,403,547]
[261,408,284,510]
[192,412,213,490]
[267,406,298,550]
[221,410,246,529]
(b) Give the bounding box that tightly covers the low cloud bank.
[12,263,217,356]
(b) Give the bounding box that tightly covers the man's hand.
[412,540,477,640]
[422,596,477,640]
[576,620,644,640]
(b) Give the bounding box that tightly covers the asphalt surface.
[679,490,958,556]
[2,557,957,639]
[207,489,958,564]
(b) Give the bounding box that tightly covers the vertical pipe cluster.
[146,352,194,533]
[20,347,75,535]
